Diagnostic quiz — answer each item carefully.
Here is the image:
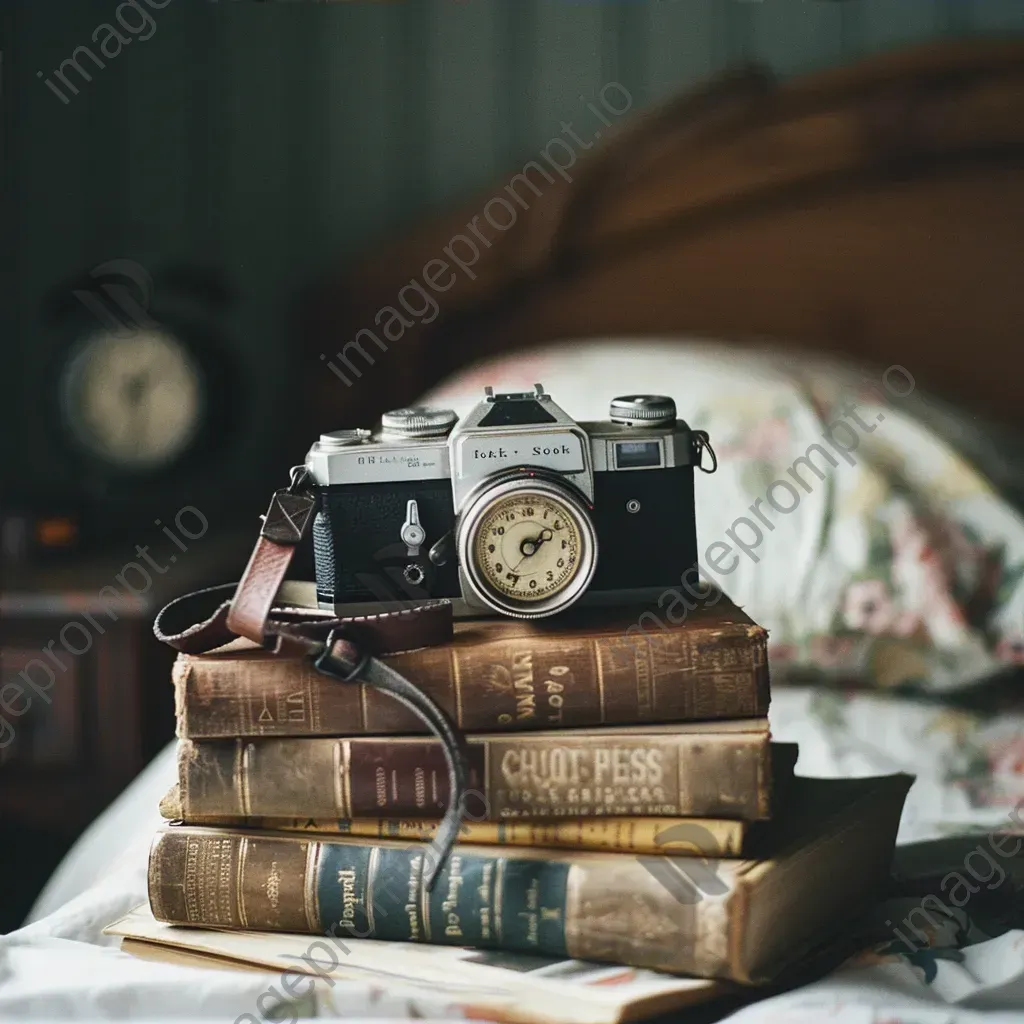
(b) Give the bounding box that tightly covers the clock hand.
[511,528,555,572]
[122,369,152,453]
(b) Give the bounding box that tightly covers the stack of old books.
[119,592,910,1021]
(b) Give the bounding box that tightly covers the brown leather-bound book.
[165,719,773,823]
[147,774,912,984]
[173,594,769,739]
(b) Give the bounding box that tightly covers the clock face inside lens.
[60,328,204,472]
[459,476,598,618]
[473,491,584,603]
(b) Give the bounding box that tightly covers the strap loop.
[314,629,370,682]
[154,471,471,888]
[693,429,718,474]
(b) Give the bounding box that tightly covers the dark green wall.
[3,0,1024,523]
[9,1,1024,313]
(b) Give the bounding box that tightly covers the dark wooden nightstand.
[0,535,251,929]
[0,584,167,832]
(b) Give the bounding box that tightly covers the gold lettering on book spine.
[281,689,306,727]
[442,854,465,938]
[184,838,200,923]
[494,742,674,817]
[265,860,281,911]
[512,650,536,721]
[406,853,424,941]
[338,867,359,929]
[477,860,494,939]
[519,876,540,946]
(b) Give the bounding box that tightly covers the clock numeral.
[553,520,562,530]
[546,571,554,582]
[524,507,535,517]
[561,539,568,549]
[493,526,505,536]
[506,572,520,584]
[529,579,537,589]
[557,558,565,568]
[488,544,495,553]
[495,563,503,572]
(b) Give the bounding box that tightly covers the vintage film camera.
[305,385,713,619]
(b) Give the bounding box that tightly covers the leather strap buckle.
[313,629,369,682]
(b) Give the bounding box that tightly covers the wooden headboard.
[306,39,1024,436]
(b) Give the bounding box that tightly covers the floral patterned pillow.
[428,339,1024,692]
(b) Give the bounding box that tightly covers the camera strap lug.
[693,430,718,473]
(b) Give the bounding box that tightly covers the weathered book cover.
[162,744,799,857]
[167,719,773,823]
[146,774,912,984]
[158,813,749,857]
[174,593,769,738]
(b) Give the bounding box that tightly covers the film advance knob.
[317,428,372,451]
[380,407,458,438]
[609,395,677,426]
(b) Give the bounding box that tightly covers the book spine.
[176,729,771,822]
[176,625,769,738]
[148,828,732,976]
[163,815,746,857]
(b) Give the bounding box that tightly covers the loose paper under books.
[106,904,725,1024]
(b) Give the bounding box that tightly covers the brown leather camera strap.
[153,471,467,890]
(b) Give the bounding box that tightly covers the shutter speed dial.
[381,407,458,438]
[609,395,676,426]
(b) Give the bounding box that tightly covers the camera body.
[305,385,708,619]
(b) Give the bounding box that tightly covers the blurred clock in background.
[59,327,207,473]
[0,261,292,564]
